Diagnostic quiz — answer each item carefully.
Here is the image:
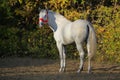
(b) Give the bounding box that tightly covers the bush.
[0,26,19,57]
[0,0,120,63]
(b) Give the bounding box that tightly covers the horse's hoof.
[77,69,82,73]
[88,70,93,74]
[59,67,65,72]
[59,68,62,72]
[77,70,81,73]
[77,67,83,73]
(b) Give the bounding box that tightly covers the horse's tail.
[87,22,97,59]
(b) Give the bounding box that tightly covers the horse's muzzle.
[39,22,43,27]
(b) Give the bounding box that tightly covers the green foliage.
[0,0,14,25]
[0,26,19,56]
[0,0,120,63]
[92,6,120,63]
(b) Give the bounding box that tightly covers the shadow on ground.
[0,57,120,80]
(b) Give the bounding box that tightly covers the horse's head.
[39,9,48,27]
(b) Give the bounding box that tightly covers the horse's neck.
[55,14,71,27]
[48,11,71,32]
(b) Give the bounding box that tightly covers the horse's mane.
[48,10,71,23]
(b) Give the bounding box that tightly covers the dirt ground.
[0,57,120,80]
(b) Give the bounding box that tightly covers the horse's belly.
[62,35,74,45]
[62,26,74,45]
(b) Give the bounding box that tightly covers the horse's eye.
[44,15,47,18]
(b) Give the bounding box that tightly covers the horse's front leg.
[62,46,66,71]
[57,42,66,72]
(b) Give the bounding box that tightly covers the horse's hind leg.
[88,56,92,73]
[87,44,93,74]
[76,43,84,73]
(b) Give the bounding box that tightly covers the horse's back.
[72,20,89,33]
[73,19,89,26]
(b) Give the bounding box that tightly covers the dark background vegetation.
[0,0,120,63]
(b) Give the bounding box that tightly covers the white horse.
[39,9,97,73]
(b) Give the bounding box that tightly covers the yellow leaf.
[18,0,23,4]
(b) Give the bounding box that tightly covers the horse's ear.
[46,9,48,12]
[38,7,41,12]
[45,8,47,11]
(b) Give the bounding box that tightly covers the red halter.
[39,11,48,24]
[39,18,48,23]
